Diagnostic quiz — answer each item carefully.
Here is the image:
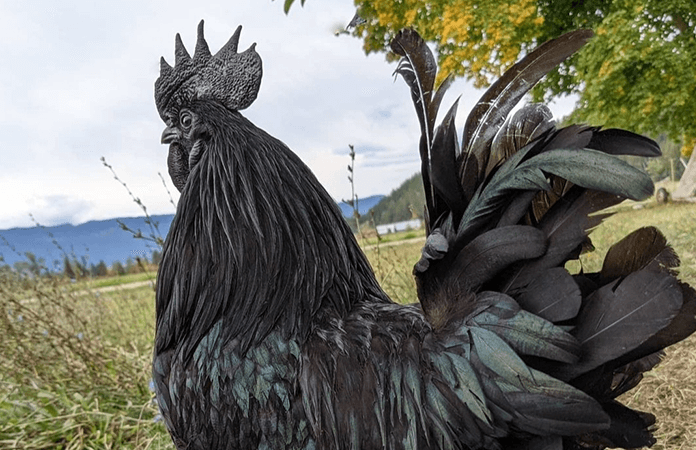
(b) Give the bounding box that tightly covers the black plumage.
[153,22,696,449]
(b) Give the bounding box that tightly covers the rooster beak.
[161,126,179,144]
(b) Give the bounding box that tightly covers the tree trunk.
[673,146,696,199]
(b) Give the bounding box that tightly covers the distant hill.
[369,173,425,225]
[0,215,174,271]
[0,197,386,271]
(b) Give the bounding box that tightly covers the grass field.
[1,200,695,449]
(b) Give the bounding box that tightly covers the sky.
[0,0,576,230]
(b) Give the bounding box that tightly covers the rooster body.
[153,22,696,449]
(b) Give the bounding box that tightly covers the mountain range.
[0,195,385,271]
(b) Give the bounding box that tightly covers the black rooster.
[153,22,696,450]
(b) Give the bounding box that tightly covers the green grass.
[1,200,695,449]
[581,201,696,282]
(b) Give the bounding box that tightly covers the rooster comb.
[154,20,262,120]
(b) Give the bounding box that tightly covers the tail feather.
[566,228,694,379]
[392,27,695,449]
[451,134,653,259]
[468,292,580,364]
[450,225,547,292]
[463,296,609,436]
[613,281,696,369]
[430,98,466,224]
[486,104,555,178]
[503,188,622,294]
[390,28,457,227]
[462,29,594,188]
[588,128,662,156]
[606,352,663,399]
[583,401,657,449]
[567,352,662,402]
[514,268,581,323]
[561,268,683,379]
[600,226,679,282]
[507,436,563,450]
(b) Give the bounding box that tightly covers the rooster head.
[155,20,262,191]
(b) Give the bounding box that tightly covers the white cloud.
[0,0,577,231]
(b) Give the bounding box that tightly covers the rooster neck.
[156,102,387,361]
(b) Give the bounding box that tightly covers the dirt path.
[18,279,155,305]
[18,238,427,305]
[361,236,425,251]
[93,279,155,293]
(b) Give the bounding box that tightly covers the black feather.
[600,226,679,281]
[503,188,623,294]
[487,104,556,178]
[614,282,696,370]
[514,268,582,323]
[587,128,661,157]
[154,24,696,450]
[390,29,454,223]
[462,30,593,185]
[430,98,467,222]
[451,225,547,292]
[588,401,657,449]
[561,269,683,379]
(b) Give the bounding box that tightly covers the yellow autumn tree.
[284,0,696,160]
[357,0,544,87]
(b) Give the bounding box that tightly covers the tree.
[112,260,126,276]
[63,256,76,280]
[95,260,108,277]
[125,257,136,274]
[645,135,685,181]
[23,252,46,277]
[369,173,425,225]
[307,0,696,193]
[151,250,162,266]
[674,150,696,198]
[74,259,89,278]
[566,0,696,154]
[285,0,696,157]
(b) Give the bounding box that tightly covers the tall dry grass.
[582,201,696,449]
[1,201,694,449]
[0,273,172,449]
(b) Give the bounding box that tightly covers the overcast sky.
[0,1,576,230]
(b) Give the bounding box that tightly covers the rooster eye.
[180,111,193,129]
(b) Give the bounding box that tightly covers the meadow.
[1,200,695,449]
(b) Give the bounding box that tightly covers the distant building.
[376,219,422,235]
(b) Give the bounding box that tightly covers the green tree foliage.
[151,250,162,266]
[645,135,686,181]
[112,260,126,276]
[95,260,108,277]
[284,0,695,153]
[369,173,425,225]
[63,256,76,280]
[125,257,136,274]
[74,259,89,278]
[568,0,696,156]
[19,252,46,277]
